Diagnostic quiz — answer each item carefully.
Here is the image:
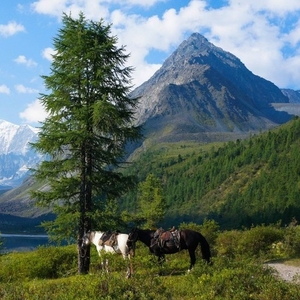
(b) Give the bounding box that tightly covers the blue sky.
[1,0,300,126]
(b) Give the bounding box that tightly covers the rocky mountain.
[0,120,42,190]
[281,89,300,103]
[273,89,300,116]
[131,33,292,143]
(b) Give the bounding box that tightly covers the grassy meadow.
[1,222,300,299]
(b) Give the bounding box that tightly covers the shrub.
[0,245,77,282]
[1,231,300,299]
[283,224,300,257]
[215,225,284,260]
[31,245,77,278]
[215,230,242,258]
[237,225,284,259]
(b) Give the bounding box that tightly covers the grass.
[1,223,300,299]
[0,243,299,299]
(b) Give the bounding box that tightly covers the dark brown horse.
[127,228,211,272]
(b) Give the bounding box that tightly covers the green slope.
[1,117,300,231]
[121,116,300,229]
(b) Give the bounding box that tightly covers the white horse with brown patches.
[81,231,134,278]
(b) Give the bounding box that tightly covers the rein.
[80,245,87,258]
[80,233,90,258]
[150,238,159,249]
[127,231,138,252]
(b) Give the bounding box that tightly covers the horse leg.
[100,258,109,273]
[123,247,133,279]
[126,264,131,279]
[125,257,133,279]
[158,254,165,266]
[187,249,196,273]
[157,254,165,276]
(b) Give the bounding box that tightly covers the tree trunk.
[77,143,91,274]
[78,240,90,274]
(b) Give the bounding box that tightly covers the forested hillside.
[122,116,300,229]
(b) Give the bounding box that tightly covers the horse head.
[126,228,138,254]
[81,231,92,248]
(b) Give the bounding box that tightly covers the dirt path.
[267,263,300,283]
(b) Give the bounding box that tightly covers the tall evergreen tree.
[30,13,141,274]
[137,174,167,229]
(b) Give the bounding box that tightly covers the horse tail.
[197,232,211,264]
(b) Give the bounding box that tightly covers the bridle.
[126,230,138,253]
[80,232,91,257]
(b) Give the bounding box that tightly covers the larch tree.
[30,13,141,274]
[137,174,167,229]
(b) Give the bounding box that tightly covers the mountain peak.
[0,120,19,154]
[163,32,243,73]
[0,121,38,155]
[0,120,41,189]
[131,32,290,142]
[178,32,213,53]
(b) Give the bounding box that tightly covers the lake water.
[1,233,50,253]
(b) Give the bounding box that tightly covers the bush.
[283,226,300,255]
[237,225,284,259]
[215,225,284,260]
[193,257,298,300]
[1,228,300,299]
[215,230,242,258]
[0,245,77,282]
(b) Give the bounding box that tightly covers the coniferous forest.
[121,116,300,229]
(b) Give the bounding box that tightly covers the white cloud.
[15,84,39,94]
[31,0,69,17]
[19,99,48,123]
[110,5,205,86]
[113,0,168,8]
[0,21,25,37]
[31,0,166,18]
[285,19,300,48]
[31,0,109,20]
[30,0,300,89]
[111,0,300,88]
[192,1,300,88]
[42,47,56,61]
[0,85,10,94]
[248,0,300,16]
[14,55,38,67]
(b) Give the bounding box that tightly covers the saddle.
[154,227,180,249]
[98,231,119,247]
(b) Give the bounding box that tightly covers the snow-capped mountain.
[0,119,42,189]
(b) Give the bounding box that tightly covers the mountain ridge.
[131,33,291,144]
[0,120,41,189]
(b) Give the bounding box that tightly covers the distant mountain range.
[0,120,42,190]
[1,32,300,226]
[281,89,300,103]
